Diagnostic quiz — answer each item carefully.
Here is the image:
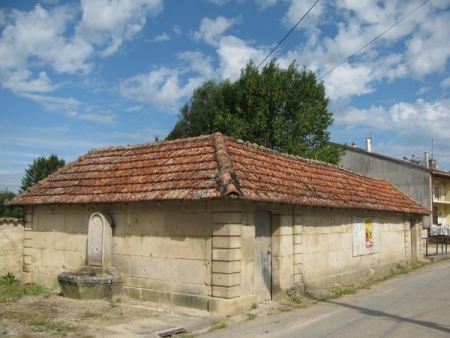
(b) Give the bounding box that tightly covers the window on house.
[434,186,440,201]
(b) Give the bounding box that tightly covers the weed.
[0,272,17,284]
[210,320,227,330]
[331,287,356,297]
[109,299,119,308]
[247,313,257,320]
[34,320,47,326]
[279,305,293,312]
[309,261,427,302]
[290,295,303,304]
[251,302,258,309]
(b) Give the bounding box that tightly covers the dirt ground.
[0,291,181,338]
[0,260,432,338]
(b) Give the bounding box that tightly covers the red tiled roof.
[10,133,429,215]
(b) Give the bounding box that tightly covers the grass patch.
[30,318,78,336]
[247,313,257,320]
[0,273,49,300]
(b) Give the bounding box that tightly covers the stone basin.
[57,266,123,300]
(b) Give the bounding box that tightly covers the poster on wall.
[352,216,379,256]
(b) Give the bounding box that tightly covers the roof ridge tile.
[212,132,242,197]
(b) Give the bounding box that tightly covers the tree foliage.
[20,155,65,192]
[167,60,344,164]
[0,190,23,218]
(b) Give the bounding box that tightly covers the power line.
[318,0,430,81]
[256,0,320,70]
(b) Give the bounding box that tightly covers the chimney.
[365,138,372,152]
[424,152,429,168]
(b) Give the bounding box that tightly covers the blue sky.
[1,0,449,192]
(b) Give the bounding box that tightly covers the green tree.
[0,190,24,218]
[167,60,344,164]
[20,155,65,192]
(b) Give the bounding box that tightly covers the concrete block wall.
[0,218,25,280]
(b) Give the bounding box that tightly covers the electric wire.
[256,0,320,70]
[318,0,430,80]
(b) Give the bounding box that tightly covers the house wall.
[0,218,24,279]
[432,177,450,226]
[291,208,419,290]
[21,201,257,314]
[21,201,421,315]
[340,149,432,227]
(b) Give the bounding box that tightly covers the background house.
[339,138,450,229]
[10,133,428,314]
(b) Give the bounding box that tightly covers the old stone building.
[10,133,428,314]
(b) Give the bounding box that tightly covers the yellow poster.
[365,217,373,248]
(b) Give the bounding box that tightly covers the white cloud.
[76,0,163,56]
[255,0,278,10]
[390,99,450,135]
[206,0,232,5]
[125,105,143,112]
[405,9,450,77]
[322,62,374,102]
[417,86,431,96]
[217,36,267,80]
[119,67,205,112]
[178,51,214,78]
[194,16,238,47]
[67,111,115,124]
[173,25,181,35]
[0,4,79,71]
[18,92,80,113]
[119,51,216,112]
[2,70,57,93]
[274,0,450,105]
[334,105,390,131]
[335,99,450,142]
[153,33,170,42]
[441,77,450,89]
[284,0,325,29]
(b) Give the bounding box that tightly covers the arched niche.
[87,213,113,268]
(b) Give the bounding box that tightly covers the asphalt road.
[201,259,450,338]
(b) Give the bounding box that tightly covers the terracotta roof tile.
[9,133,429,215]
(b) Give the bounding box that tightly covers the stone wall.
[21,201,422,315]
[0,217,25,280]
[293,208,418,290]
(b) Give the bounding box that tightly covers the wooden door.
[255,211,272,302]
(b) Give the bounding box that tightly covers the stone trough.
[57,213,123,300]
[58,266,123,300]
